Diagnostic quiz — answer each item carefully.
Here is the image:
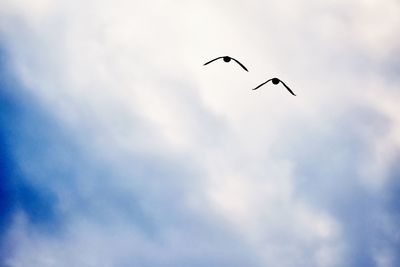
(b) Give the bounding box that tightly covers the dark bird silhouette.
[253,78,296,96]
[203,56,249,72]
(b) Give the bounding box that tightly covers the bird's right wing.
[231,58,249,72]
[280,80,296,96]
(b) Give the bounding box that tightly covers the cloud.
[0,0,399,266]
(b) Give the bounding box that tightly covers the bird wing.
[203,56,224,66]
[279,80,296,96]
[252,79,273,90]
[231,57,249,72]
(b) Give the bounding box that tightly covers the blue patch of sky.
[0,45,63,219]
[0,47,63,261]
[383,158,400,265]
[282,103,399,266]
[0,42,181,252]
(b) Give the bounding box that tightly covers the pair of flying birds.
[203,56,296,96]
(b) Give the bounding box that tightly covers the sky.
[0,0,400,266]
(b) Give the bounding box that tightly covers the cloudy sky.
[1,0,400,266]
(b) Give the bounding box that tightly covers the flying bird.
[203,56,249,72]
[203,57,296,96]
[253,78,296,96]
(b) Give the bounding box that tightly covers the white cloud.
[1,0,399,266]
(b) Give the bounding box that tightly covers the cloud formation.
[1,0,400,266]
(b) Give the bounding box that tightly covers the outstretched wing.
[203,56,224,66]
[279,80,296,96]
[252,79,273,90]
[230,57,249,72]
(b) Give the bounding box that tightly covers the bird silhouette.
[203,56,296,96]
[253,78,296,96]
[203,56,248,72]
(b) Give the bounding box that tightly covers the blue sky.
[1,0,400,266]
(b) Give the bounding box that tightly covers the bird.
[203,56,249,72]
[253,78,296,96]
